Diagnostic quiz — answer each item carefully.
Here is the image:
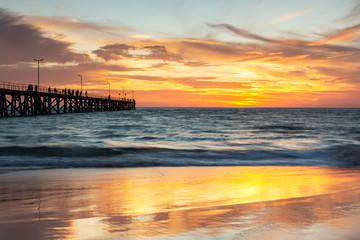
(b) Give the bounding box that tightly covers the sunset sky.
[1,0,359,107]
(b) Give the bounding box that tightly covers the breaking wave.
[0,144,359,168]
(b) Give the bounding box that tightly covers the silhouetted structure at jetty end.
[0,81,135,117]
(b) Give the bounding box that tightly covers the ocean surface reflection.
[1,108,359,167]
[1,166,360,239]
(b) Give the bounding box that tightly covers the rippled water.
[0,108,359,167]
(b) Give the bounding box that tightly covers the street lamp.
[107,82,111,99]
[78,74,82,92]
[33,58,44,88]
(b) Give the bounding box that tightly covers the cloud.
[94,43,183,62]
[0,9,89,64]
[0,60,141,94]
[67,62,140,73]
[339,3,360,23]
[183,61,213,67]
[207,23,360,55]
[141,45,183,61]
[180,80,247,89]
[208,24,352,55]
[265,7,314,26]
[1,5,359,107]
[107,73,216,83]
[23,15,131,37]
[311,24,360,45]
[207,23,273,43]
[93,44,135,61]
[51,6,64,11]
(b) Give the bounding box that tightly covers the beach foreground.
[1,166,360,240]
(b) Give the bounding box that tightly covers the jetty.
[0,81,135,117]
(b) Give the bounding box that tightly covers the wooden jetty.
[0,81,135,117]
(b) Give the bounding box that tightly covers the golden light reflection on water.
[1,166,360,239]
[87,166,359,216]
[60,167,360,239]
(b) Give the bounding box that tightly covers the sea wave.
[0,144,359,168]
[255,124,310,131]
[0,146,121,157]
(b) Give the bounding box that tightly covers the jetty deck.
[0,81,135,117]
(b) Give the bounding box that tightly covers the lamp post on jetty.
[107,82,111,99]
[33,58,43,89]
[78,74,82,92]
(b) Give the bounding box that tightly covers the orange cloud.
[310,24,360,45]
[1,8,360,107]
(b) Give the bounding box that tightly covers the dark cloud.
[141,45,183,62]
[93,44,135,61]
[312,66,360,83]
[181,39,244,56]
[0,9,89,64]
[94,43,183,62]
[206,23,360,62]
[183,61,213,67]
[208,23,360,51]
[207,23,274,43]
[148,62,170,69]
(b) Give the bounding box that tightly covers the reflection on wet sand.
[0,166,360,239]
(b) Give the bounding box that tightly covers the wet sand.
[1,166,360,239]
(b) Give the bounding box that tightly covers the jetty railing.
[0,81,136,117]
[0,81,29,92]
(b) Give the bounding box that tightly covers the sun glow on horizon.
[0,1,359,107]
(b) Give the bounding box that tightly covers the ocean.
[1,108,360,239]
[0,108,359,168]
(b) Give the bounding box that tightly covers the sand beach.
[1,166,360,239]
